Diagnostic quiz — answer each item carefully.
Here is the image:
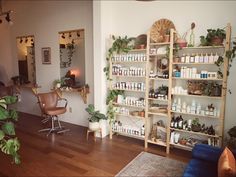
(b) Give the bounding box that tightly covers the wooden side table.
[86,128,102,142]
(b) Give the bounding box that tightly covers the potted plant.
[164,29,170,43]
[0,96,20,164]
[226,126,236,149]
[54,79,64,88]
[200,28,226,46]
[191,118,201,132]
[85,104,107,131]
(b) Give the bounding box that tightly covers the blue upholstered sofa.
[183,144,235,177]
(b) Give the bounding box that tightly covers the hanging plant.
[104,35,134,124]
[60,41,76,68]
[103,35,135,80]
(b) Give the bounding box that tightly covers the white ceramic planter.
[89,122,100,131]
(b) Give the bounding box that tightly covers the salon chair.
[36,91,69,136]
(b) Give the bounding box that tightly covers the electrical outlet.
[69,107,72,113]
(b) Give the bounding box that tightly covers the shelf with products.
[172,93,222,100]
[144,28,174,153]
[170,110,220,119]
[113,131,145,140]
[172,77,223,81]
[113,102,145,109]
[170,128,220,138]
[112,75,146,78]
[109,49,148,141]
[168,24,231,153]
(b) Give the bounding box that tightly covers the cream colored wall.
[93,1,236,137]
[1,0,93,127]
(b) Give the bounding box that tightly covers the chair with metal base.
[37,91,69,136]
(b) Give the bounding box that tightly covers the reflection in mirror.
[59,29,85,88]
[15,35,36,85]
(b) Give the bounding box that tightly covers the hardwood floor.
[0,112,191,177]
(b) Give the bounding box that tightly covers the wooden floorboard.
[0,112,191,176]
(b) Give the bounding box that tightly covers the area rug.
[115,152,186,177]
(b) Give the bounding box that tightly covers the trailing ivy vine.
[104,35,134,124]
[103,35,135,80]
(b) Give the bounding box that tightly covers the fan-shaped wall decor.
[150,19,175,43]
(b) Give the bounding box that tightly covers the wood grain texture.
[0,112,191,176]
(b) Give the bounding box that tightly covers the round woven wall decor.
[150,19,175,43]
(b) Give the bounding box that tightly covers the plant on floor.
[0,96,20,164]
[200,28,226,46]
[226,126,236,149]
[103,35,135,80]
[85,104,107,123]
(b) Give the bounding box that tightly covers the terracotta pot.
[164,35,170,42]
[176,38,187,48]
[211,37,223,46]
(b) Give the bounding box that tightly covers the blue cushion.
[183,159,217,177]
[192,144,223,163]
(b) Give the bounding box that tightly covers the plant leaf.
[2,122,15,135]
[0,107,9,120]
[0,130,4,140]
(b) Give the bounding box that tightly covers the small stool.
[86,128,102,142]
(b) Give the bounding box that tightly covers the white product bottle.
[195,53,199,63]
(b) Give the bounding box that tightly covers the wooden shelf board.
[148,98,168,102]
[173,62,216,65]
[171,110,220,119]
[113,131,145,140]
[149,78,169,81]
[170,142,193,151]
[170,128,220,138]
[129,49,147,52]
[181,46,225,49]
[113,103,145,109]
[148,112,168,117]
[172,93,222,99]
[115,113,145,119]
[150,42,170,46]
[149,54,167,57]
[148,139,167,147]
[172,77,223,81]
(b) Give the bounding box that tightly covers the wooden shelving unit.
[108,23,231,155]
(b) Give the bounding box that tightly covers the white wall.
[1,0,94,127]
[93,1,236,137]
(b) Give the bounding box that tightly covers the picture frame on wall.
[42,47,51,64]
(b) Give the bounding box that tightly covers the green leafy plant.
[215,39,236,93]
[106,90,124,124]
[200,28,226,46]
[106,90,124,105]
[85,104,107,123]
[103,35,135,80]
[60,41,76,68]
[0,96,20,164]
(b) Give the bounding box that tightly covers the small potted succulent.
[191,118,201,132]
[85,104,107,131]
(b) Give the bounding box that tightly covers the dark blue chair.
[183,144,236,177]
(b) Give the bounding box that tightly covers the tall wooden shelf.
[108,23,231,154]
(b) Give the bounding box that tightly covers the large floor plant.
[0,96,20,164]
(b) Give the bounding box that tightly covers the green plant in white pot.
[85,104,107,131]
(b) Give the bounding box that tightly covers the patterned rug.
[116,152,186,177]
